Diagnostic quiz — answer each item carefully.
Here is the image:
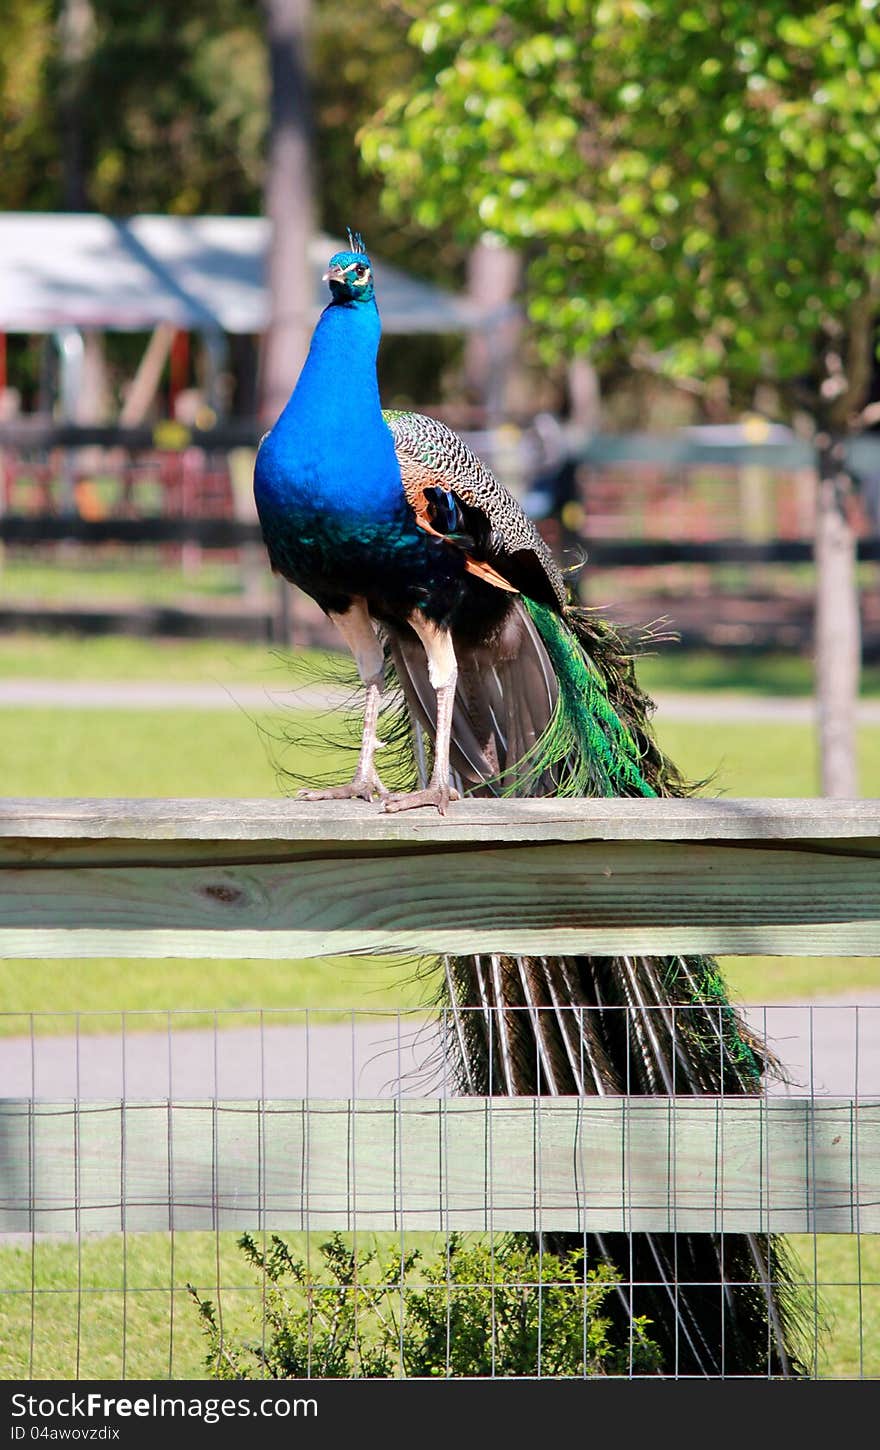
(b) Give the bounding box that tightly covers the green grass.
[793,1233,880,1379]
[2,699,877,803]
[0,554,252,604]
[654,716,880,798]
[651,716,880,1002]
[0,1231,283,1381]
[1,951,875,1034]
[0,693,436,1025]
[721,957,879,1000]
[0,631,322,686]
[4,706,280,797]
[637,645,880,697]
[0,958,437,1033]
[1,627,880,695]
[0,702,438,1028]
[0,1231,875,1379]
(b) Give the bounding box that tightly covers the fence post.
[814,439,861,798]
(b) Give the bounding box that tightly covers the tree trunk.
[259,0,315,427]
[567,355,601,434]
[814,440,861,797]
[58,0,93,211]
[463,236,522,427]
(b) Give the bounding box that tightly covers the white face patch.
[333,260,371,286]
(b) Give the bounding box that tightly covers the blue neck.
[274,298,383,434]
[258,295,403,521]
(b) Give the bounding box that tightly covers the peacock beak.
[322,264,346,283]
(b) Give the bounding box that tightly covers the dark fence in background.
[2,417,880,463]
[1,420,879,653]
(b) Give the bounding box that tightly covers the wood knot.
[201,882,245,905]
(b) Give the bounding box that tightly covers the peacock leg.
[385,613,461,815]
[298,598,389,803]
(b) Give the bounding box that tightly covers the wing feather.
[384,409,566,609]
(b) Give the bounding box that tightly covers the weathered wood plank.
[1,796,879,847]
[0,837,878,958]
[1,1097,876,1235]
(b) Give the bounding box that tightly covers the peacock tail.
[377,553,810,1377]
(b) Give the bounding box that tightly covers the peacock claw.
[298,773,389,804]
[383,784,461,816]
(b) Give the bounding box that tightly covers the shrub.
[189,1231,661,1378]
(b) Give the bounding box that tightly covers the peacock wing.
[383,409,567,609]
[386,597,559,792]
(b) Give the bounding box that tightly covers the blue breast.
[253,297,425,601]
[254,301,404,524]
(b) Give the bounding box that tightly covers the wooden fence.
[1,796,878,1239]
[2,424,878,672]
[2,512,879,565]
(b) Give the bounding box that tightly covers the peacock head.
[323,229,376,304]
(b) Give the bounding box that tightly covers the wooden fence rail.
[1,1097,877,1236]
[2,513,879,564]
[1,796,877,1238]
[1,798,878,959]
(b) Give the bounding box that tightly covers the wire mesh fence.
[1,1001,877,1381]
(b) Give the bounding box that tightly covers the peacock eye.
[354,264,367,278]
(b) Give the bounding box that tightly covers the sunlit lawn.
[0,698,432,1028]
[1,626,879,694]
[0,554,255,604]
[637,646,880,698]
[0,630,323,686]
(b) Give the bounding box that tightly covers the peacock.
[253,231,807,1376]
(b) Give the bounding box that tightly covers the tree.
[81,1,268,218]
[0,0,424,237]
[0,0,458,409]
[259,0,316,425]
[362,1,880,794]
[0,1,270,218]
[0,1,57,209]
[58,0,95,210]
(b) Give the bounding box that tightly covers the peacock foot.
[298,769,389,804]
[383,784,461,816]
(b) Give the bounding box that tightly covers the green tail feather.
[522,598,657,798]
[520,598,765,1090]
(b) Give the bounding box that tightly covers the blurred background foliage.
[0,2,456,275]
[363,0,880,433]
[0,2,474,409]
[5,2,880,431]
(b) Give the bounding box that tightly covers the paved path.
[2,677,880,721]
[2,998,878,1101]
[0,679,346,712]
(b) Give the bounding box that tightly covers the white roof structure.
[0,213,483,336]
